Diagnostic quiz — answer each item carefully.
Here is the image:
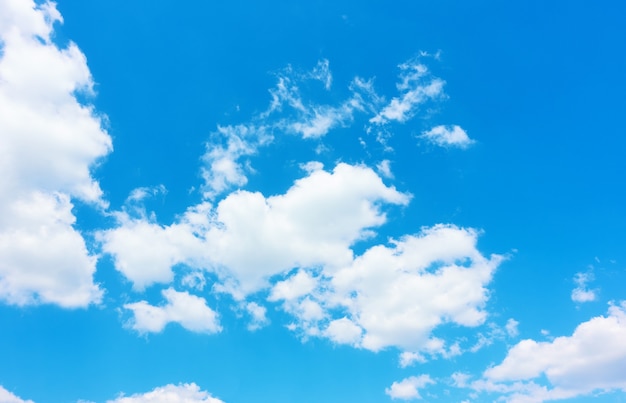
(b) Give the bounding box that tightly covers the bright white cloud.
[124,288,221,334]
[0,0,112,307]
[330,225,500,352]
[274,224,503,356]
[324,317,363,345]
[385,375,435,400]
[107,383,224,403]
[420,125,474,149]
[472,302,626,402]
[0,386,34,403]
[571,270,597,303]
[98,205,208,290]
[101,163,410,296]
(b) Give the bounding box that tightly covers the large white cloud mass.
[99,162,410,295]
[273,224,502,355]
[0,0,112,307]
[454,302,626,402]
[101,161,502,356]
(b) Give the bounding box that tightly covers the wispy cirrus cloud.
[370,60,445,126]
[271,224,503,356]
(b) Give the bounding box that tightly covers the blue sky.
[1,1,626,402]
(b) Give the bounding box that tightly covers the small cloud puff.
[420,125,474,149]
[571,270,597,303]
[386,375,435,400]
[124,288,221,334]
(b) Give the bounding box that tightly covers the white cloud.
[324,317,363,345]
[505,318,520,338]
[100,163,410,296]
[309,59,333,90]
[201,124,272,198]
[420,125,474,149]
[399,351,427,367]
[0,385,34,403]
[0,0,112,307]
[320,225,501,352]
[571,271,597,303]
[245,302,268,331]
[376,159,393,179]
[98,207,207,290]
[475,302,626,402]
[451,372,472,388]
[260,61,383,140]
[181,271,207,291]
[107,383,224,403]
[370,60,444,125]
[385,375,435,400]
[124,288,221,334]
[269,269,318,302]
[267,224,503,359]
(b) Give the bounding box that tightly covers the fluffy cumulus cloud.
[420,125,474,149]
[106,383,224,403]
[124,288,221,334]
[461,302,626,402]
[385,375,435,400]
[0,0,112,307]
[100,163,410,296]
[272,224,503,355]
[0,386,34,403]
[102,160,502,357]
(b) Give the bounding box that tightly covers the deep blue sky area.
[1,1,625,402]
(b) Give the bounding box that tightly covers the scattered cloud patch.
[370,60,444,125]
[420,125,474,149]
[277,224,503,355]
[107,383,224,403]
[201,124,273,199]
[0,386,34,403]
[571,270,597,303]
[461,302,626,402]
[505,318,520,338]
[245,302,269,331]
[101,163,410,297]
[0,0,111,307]
[376,159,393,179]
[124,288,221,334]
[385,375,435,400]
